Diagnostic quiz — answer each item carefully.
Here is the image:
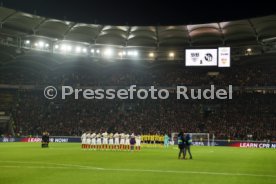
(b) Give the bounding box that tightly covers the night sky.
[1,0,276,25]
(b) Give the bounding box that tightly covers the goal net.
[171,132,211,146]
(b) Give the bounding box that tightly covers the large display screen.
[218,47,231,67]
[185,49,217,66]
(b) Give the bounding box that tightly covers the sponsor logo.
[204,53,213,62]
[54,138,69,143]
[28,138,42,142]
[193,141,205,146]
[2,138,15,142]
[221,58,228,64]
[191,52,199,62]
[239,142,275,148]
[221,53,229,56]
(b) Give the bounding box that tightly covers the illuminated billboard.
[185,49,217,66]
[218,47,231,67]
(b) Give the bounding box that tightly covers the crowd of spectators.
[11,91,276,141]
[0,61,276,87]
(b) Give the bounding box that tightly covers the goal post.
[171,132,211,146]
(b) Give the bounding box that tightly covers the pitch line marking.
[0,165,72,169]
[0,160,104,170]
[0,161,275,178]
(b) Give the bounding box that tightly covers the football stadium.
[0,1,276,184]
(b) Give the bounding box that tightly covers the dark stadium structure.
[0,6,275,141]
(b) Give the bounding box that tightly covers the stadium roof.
[0,6,276,48]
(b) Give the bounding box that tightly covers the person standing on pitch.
[130,133,136,151]
[184,133,193,159]
[177,132,185,159]
[164,134,170,148]
[42,131,50,148]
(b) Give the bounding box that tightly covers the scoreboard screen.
[185,49,217,66]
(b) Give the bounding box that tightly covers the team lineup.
[81,132,142,151]
[80,131,191,159]
[80,132,171,151]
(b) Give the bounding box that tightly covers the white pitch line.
[0,165,72,169]
[0,160,104,170]
[104,168,276,178]
[0,161,275,178]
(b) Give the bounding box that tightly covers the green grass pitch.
[0,143,275,184]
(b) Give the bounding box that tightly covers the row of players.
[81,132,141,151]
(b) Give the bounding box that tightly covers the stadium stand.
[7,90,274,141]
[0,6,275,141]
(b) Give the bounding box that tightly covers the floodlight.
[127,51,132,56]
[82,48,87,53]
[61,44,67,51]
[75,46,81,53]
[133,51,138,56]
[169,52,175,57]
[67,45,72,52]
[103,48,113,57]
[38,41,44,48]
[61,44,72,52]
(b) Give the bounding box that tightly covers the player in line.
[81,132,86,149]
[114,132,120,150]
[108,133,114,150]
[81,131,141,151]
[102,131,108,150]
[91,132,96,150]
